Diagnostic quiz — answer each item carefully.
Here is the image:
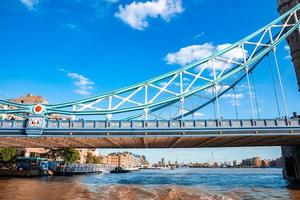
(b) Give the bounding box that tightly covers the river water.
[0,168,299,200]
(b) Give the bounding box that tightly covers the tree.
[62,148,80,164]
[92,156,100,164]
[86,152,93,164]
[86,152,101,164]
[0,147,17,162]
[47,148,80,164]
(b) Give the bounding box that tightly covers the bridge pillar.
[281,146,300,183]
[278,0,300,91]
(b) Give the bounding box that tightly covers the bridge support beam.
[281,145,300,184]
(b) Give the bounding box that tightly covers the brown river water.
[0,168,299,200]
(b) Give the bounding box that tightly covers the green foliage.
[92,155,100,164]
[86,152,100,164]
[62,148,80,164]
[86,152,93,164]
[47,148,80,164]
[0,147,17,162]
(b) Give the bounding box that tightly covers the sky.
[0,0,299,163]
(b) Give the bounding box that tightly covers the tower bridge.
[0,2,300,182]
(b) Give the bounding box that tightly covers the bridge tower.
[278,0,300,183]
[278,0,300,91]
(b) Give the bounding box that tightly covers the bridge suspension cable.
[267,53,281,118]
[250,72,260,119]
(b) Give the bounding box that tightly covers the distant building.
[76,148,96,164]
[106,152,133,167]
[242,157,261,167]
[161,157,166,167]
[119,152,134,167]
[17,148,48,158]
[269,157,283,168]
[9,93,48,105]
[252,157,261,167]
[103,152,148,167]
[99,155,108,164]
[4,93,71,120]
[261,159,270,168]
[233,160,242,167]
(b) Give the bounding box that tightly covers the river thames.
[0,168,299,200]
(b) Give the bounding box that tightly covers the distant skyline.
[1,0,299,162]
[98,147,282,164]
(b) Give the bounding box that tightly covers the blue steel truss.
[0,4,300,120]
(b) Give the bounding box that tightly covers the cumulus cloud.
[59,68,95,96]
[19,0,39,10]
[115,0,183,30]
[165,43,246,71]
[222,93,244,106]
[166,43,214,66]
[284,44,290,51]
[68,73,94,96]
[284,44,292,60]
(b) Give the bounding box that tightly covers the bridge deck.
[0,118,300,148]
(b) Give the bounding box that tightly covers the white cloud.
[59,68,95,96]
[222,93,244,99]
[216,43,244,60]
[166,43,214,66]
[222,92,244,106]
[285,55,292,60]
[194,112,204,117]
[180,109,204,118]
[67,72,95,95]
[284,44,290,51]
[19,0,39,10]
[165,43,246,71]
[115,0,183,30]
[284,44,292,60]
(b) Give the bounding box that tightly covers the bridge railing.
[0,118,299,129]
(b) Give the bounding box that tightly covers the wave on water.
[91,185,240,200]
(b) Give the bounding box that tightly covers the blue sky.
[1,0,299,163]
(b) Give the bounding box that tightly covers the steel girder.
[0,4,300,119]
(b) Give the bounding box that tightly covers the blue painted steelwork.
[0,117,299,138]
[0,4,299,120]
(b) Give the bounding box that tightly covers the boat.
[110,166,140,173]
[124,167,140,172]
[0,157,49,177]
[110,166,130,173]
